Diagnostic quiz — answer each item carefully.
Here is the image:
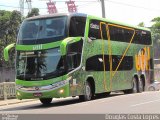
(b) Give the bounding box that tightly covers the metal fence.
[154,59,160,81]
[154,68,160,81]
[0,83,4,99]
[0,82,16,100]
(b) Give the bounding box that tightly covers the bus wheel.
[123,77,138,94]
[138,78,144,93]
[106,92,111,96]
[39,98,52,105]
[79,81,93,101]
[132,77,138,93]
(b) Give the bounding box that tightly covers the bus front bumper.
[16,81,70,100]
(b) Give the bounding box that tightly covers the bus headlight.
[17,91,21,96]
[59,89,64,94]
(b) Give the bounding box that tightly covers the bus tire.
[106,92,111,96]
[132,77,138,93]
[138,78,144,93]
[39,98,52,105]
[79,81,93,101]
[123,77,138,94]
[123,89,132,94]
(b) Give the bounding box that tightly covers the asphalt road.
[1,91,160,114]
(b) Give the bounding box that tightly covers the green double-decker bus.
[4,13,154,104]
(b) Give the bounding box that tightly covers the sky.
[0,0,160,27]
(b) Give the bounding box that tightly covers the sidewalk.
[0,99,38,106]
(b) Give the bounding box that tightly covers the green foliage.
[138,22,145,27]
[0,8,40,67]
[0,10,22,67]
[27,8,39,18]
[151,17,160,22]
[151,17,160,58]
[0,10,11,39]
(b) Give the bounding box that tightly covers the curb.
[0,99,38,106]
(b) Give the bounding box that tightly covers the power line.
[38,0,98,2]
[0,4,20,9]
[0,1,98,9]
[105,0,160,12]
[1,0,160,13]
[59,1,98,12]
[38,1,96,9]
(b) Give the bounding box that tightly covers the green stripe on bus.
[16,41,62,51]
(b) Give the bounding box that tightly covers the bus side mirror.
[4,43,15,61]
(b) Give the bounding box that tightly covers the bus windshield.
[16,48,66,81]
[18,16,67,44]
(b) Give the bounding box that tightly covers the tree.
[0,10,12,67]
[10,10,22,36]
[0,10,21,46]
[0,10,22,67]
[151,17,160,58]
[27,8,40,18]
[138,22,145,27]
[0,10,11,41]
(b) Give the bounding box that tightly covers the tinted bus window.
[88,20,101,40]
[88,19,151,45]
[67,39,83,71]
[18,16,67,45]
[69,17,86,37]
[109,26,133,43]
[86,55,133,71]
[133,30,151,45]
[101,24,108,40]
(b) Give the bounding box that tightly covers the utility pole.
[100,0,106,18]
[19,0,24,16]
[26,0,32,13]
[19,0,32,16]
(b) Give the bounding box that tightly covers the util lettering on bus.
[135,47,150,71]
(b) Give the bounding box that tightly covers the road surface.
[0,91,160,114]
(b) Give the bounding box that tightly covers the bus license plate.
[33,93,42,97]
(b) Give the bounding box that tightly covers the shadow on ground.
[1,92,124,111]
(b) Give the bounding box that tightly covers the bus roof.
[87,15,150,31]
[25,13,150,31]
[25,13,87,20]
